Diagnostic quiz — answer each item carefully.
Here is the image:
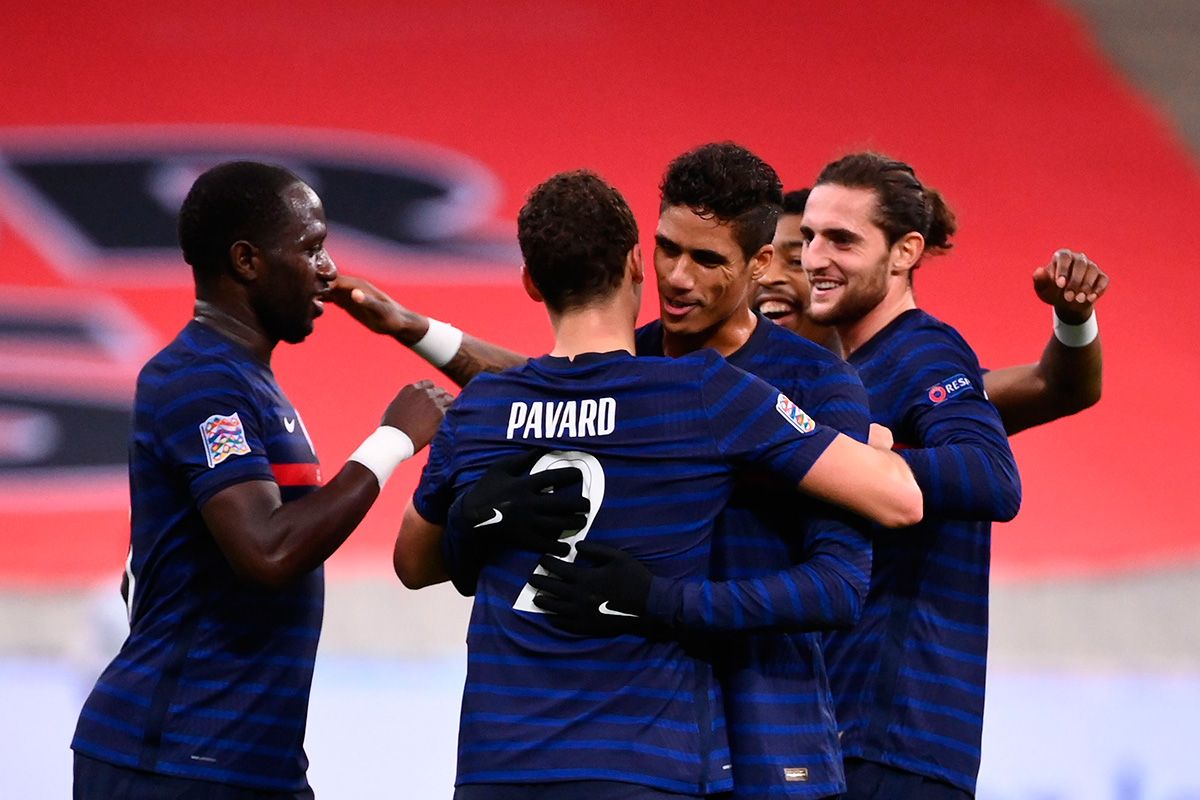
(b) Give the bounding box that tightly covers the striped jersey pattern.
[638,317,873,799]
[417,348,839,795]
[822,309,1021,794]
[72,321,324,792]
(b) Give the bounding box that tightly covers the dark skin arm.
[330,275,527,388]
[200,380,453,589]
[984,250,1108,435]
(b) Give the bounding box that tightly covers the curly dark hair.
[658,142,783,258]
[178,161,304,280]
[781,188,811,216]
[815,153,956,257]
[517,170,639,313]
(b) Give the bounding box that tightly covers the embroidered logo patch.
[776,394,816,434]
[200,412,251,468]
[927,373,973,404]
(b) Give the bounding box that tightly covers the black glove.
[529,541,654,635]
[442,450,590,597]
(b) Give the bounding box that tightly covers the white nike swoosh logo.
[597,601,637,617]
[474,508,503,528]
[283,417,296,433]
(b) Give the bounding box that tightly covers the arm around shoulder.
[798,433,923,528]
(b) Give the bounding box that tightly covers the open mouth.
[661,296,698,317]
[756,299,797,321]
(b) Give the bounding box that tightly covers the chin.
[280,324,315,345]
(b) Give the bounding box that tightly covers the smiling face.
[754,211,810,330]
[252,182,337,344]
[799,183,893,328]
[653,204,767,348]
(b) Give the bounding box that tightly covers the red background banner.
[2,0,1197,584]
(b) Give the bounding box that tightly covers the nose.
[802,239,831,274]
[758,254,787,287]
[665,256,695,292]
[317,251,337,283]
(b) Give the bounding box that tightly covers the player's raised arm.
[201,380,451,589]
[985,249,1107,435]
[331,274,529,388]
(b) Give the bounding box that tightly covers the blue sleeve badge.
[776,393,817,434]
[927,373,973,405]
[200,412,252,468]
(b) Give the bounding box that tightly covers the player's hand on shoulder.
[868,423,894,451]
[452,450,589,557]
[383,380,454,451]
[330,274,418,338]
[1032,249,1109,325]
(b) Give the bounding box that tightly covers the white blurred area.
[3,573,1199,799]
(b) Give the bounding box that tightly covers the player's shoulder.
[901,309,977,352]
[759,320,855,371]
[634,319,665,356]
[137,323,261,405]
[864,309,980,369]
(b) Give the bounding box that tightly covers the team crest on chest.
[775,394,816,435]
[201,412,251,468]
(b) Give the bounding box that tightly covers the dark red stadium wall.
[0,0,1196,583]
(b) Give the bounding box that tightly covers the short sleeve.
[698,357,838,483]
[412,413,458,526]
[153,367,275,508]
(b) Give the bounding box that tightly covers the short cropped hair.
[178,161,304,278]
[659,142,783,259]
[781,188,811,216]
[814,153,956,256]
[517,170,639,313]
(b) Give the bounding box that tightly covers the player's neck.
[549,305,636,359]
[193,299,276,364]
[662,305,758,358]
[837,285,916,357]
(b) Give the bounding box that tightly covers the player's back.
[416,347,836,795]
[72,321,323,792]
[638,318,872,798]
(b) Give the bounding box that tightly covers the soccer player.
[71,161,452,799]
[799,152,1021,799]
[335,143,879,798]
[392,169,923,799]
[755,190,1108,434]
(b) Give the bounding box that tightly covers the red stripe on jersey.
[272,463,322,486]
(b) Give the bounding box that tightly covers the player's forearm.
[394,502,451,589]
[222,465,381,589]
[899,441,1021,522]
[800,435,924,528]
[987,339,1102,436]
[435,333,529,388]
[647,553,867,634]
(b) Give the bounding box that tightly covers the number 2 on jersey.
[512,450,604,613]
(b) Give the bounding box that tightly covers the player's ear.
[521,266,543,302]
[891,231,925,275]
[229,240,260,283]
[749,243,773,282]
[627,244,644,286]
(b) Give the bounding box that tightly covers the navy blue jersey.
[419,348,839,796]
[822,309,1020,794]
[637,318,872,799]
[72,321,324,792]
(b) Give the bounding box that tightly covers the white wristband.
[348,426,414,488]
[411,318,463,367]
[1053,309,1099,348]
